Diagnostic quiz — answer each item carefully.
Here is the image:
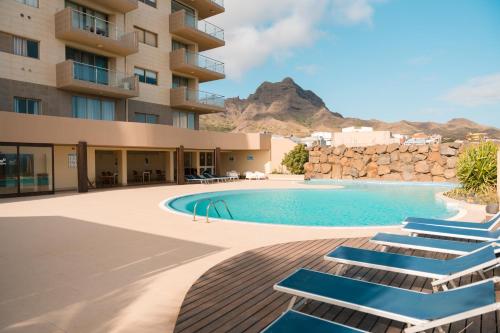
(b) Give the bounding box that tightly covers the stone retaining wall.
[304,142,463,182]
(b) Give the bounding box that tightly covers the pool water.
[166,181,458,227]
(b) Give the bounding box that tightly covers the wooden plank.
[173,237,496,333]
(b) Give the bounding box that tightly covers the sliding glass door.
[0,143,54,197]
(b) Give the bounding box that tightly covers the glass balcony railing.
[72,61,136,91]
[210,0,224,7]
[185,89,225,108]
[70,8,126,40]
[185,51,224,74]
[184,11,224,41]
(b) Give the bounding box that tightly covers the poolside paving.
[174,237,500,333]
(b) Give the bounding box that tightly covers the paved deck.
[174,238,500,333]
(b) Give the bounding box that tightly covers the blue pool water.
[166,181,458,227]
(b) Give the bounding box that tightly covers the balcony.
[55,7,139,56]
[91,0,138,13]
[56,60,139,98]
[170,87,225,113]
[170,10,224,51]
[170,49,224,82]
[176,0,224,19]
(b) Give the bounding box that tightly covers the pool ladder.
[193,198,234,223]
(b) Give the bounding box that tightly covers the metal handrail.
[192,198,233,222]
[193,198,212,221]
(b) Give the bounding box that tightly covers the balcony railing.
[184,11,224,41]
[186,51,225,74]
[57,60,139,98]
[55,7,138,55]
[186,89,225,108]
[70,8,123,41]
[210,0,224,8]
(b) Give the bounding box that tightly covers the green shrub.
[456,142,498,194]
[282,144,309,175]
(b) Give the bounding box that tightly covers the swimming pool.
[165,181,459,227]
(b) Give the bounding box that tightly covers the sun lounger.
[371,232,497,255]
[325,244,499,290]
[402,212,500,230]
[404,222,500,242]
[275,268,500,333]
[185,175,210,184]
[262,310,367,333]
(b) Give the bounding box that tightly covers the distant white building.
[294,132,333,147]
[404,133,442,145]
[331,127,401,147]
[341,126,374,133]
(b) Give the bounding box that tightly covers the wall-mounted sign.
[68,154,77,168]
[247,154,254,161]
[229,156,234,161]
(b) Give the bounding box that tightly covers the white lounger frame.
[276,270,500,333]
[402,212,500,231]
[325,245,500,291]
[404,227,499,242]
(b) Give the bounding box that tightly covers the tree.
[281,144,309,174]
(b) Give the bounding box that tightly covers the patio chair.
[245,171,257,180]
[262,310,367,333]
[275,268,500,333]
[156,169,165,181]
[370,232,498,255]
[402,212,500,230]
[324,244,499,290]
[404,222,500,242]
[132,170,141,183]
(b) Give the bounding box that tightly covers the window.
[16,0,38,8]
[139,0,156,8]
[134,67,157,85]
[66,1,109,37]
[172,111,195,129]
[72,96,115,121]
[199,152,214,174]
[172,40,189,51]
[14,97,41,115]
[172,75,189,88]
[172,0,195,15]
[134,113,158,124]
[134,26,157,47]
[10,36,39,59]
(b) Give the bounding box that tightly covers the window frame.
[13,97,41,115]
[71,96,115,121]
[134,67,158,85]
[134,112,158,124]
[134,26,158,47]
[139,0,157,8]
[9,35,39,59]
[16,0,39,8]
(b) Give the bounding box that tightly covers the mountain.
[200,77,500,140]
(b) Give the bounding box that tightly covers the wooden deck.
[174,238,499,333]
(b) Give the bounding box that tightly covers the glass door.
[0,145,18,196]
[0,144,54,197]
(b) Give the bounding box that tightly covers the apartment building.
[0,0,293,197]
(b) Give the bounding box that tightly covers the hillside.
[200,77,500,140]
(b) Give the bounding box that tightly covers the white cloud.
[331,0,376,25]
[205,0,383,79]
[296,64,320,75]
[443,73,500,107]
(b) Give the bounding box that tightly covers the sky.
[201,0,500,127]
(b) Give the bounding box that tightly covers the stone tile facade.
[305,142,463,182]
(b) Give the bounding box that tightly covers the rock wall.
[304,142,463,182]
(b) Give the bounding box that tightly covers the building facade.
[0,0,293,197]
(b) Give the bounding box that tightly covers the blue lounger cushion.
[262,310,366,333]
[371,233,495,255]
[325,245,496,277]
[403,213,500,230]
[275,269,496,322]
[404,223,500,241]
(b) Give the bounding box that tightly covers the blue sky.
[203,0,500,127]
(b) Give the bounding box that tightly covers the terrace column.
[177,146,185,185]
[168,151,175,182]
[215,147,221,176]
[118,150,127,186]
[77,141,88,193]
